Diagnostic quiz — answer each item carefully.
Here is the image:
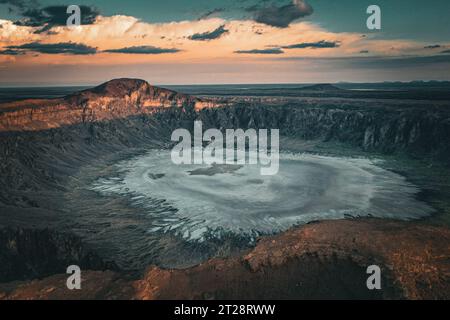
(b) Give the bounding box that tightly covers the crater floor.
[90,150,433,245]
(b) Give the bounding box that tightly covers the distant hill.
[299,84,343,91]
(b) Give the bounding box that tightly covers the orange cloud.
[0,15,444,68]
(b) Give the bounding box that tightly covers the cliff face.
[1,78,449,160]
[0,78,214,132]
[196,104,450,159]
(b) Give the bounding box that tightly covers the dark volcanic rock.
[0,228,114,282]
[1,219,449,300]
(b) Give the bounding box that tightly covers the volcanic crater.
[0,79,449,299]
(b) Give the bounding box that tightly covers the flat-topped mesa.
[0,78,214,132]
[65,78,198,109]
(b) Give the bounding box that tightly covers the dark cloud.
[1,2,100,33]
[6,42,97,55]
[188,25,229,41]
[252,0,313,28]
[103,46,180,54]
[14,5,100,33]
[234,48,284,54]
[282,40,339,49]
[424,45,441,49]
[351,55,450,68]
[45,30,59,35]
[244,4,260,12]
[0,0,38,12]
[0,49,25,55]
[198,8,224,20]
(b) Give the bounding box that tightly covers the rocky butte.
[0,78,216,132]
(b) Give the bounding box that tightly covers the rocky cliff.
[196,102,450,160]
[1,79,449,160]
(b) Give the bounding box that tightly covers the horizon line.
[1,79,450,89]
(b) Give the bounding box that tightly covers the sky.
[0,0,450,85]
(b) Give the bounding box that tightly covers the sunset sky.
[1,0,450,85]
